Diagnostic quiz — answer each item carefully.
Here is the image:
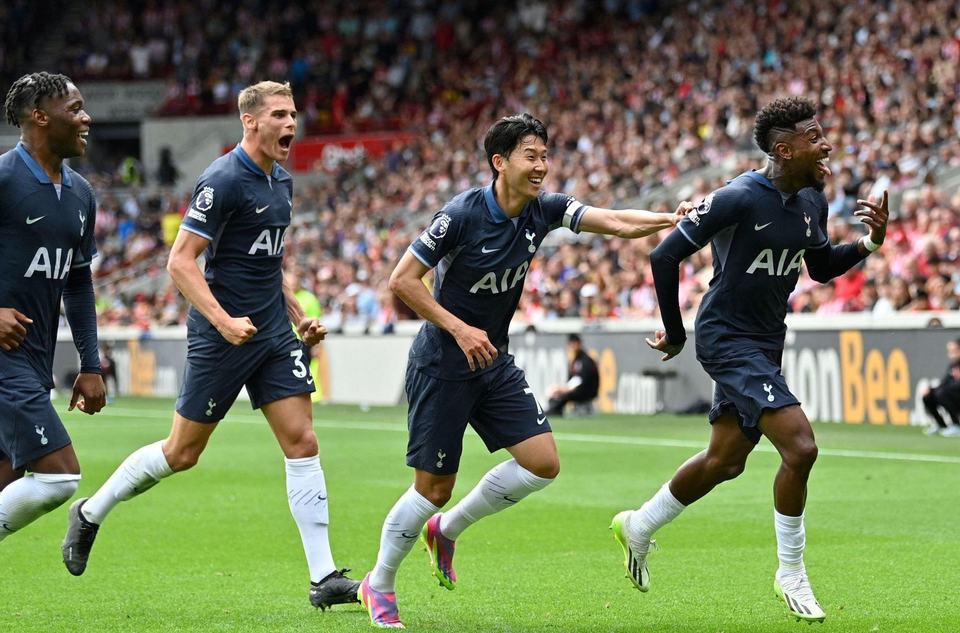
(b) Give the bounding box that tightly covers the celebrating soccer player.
[359,113,689,628]
[62,81,362,611]
[0,72,106,544]
[612,96,890,624]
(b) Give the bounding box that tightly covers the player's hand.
[0,308,32,351]
[453,323,498,371]
[673,201,695,223]
[645,329,684,361]
[298,317,327,346]
[218,316,258,346]
[854,190,889,245]
[69,372,106,415]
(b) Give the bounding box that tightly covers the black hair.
[568,334,582,344]
[483,113,548,180]
[4,72,73,128]
[753,96,818,153]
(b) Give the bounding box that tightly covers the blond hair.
[237,81,293,115]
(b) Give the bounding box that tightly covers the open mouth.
[78,130,89,145]
[278,134,294,151]
[815,156,831,177]
[529,176,543,188]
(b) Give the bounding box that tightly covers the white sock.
[629,482,686,541]
[82,440,173,525]
[440,459,555,542]
[286,455,336,583]
[774,510,806,574]
[369,486,441,593]
[0,473,80,541]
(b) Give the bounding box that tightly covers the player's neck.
[493,179,531,217]
[758,161,803,195]
[240,137,275,175]
[20,137,64,184]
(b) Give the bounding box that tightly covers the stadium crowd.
[17,0,960,330]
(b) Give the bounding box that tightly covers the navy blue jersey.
[0,143,97,386]
[180,144,294,343]
[407,184,586,380]
[675,171,830,352]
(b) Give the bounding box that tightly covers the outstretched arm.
[389,250,499,372]
[576,201,692,238]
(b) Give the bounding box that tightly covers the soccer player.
[611,97,890,624]
[0,72,106,543]
[359,113,689,628]
[62,81,361,611]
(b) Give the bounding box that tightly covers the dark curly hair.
[4,72,73,128]
[484,113,548,181]
[753,97,818,153]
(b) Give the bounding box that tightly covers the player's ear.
[240,112,256,132]
[492,153,507,176]
[31,107,49,127]
[775,140,793,161]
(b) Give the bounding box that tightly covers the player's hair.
[753,96,818,153]
[4,72,73,128]
[568,334,582,344]
[237,81,294,115]
[484,113,548,180]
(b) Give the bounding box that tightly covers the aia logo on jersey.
[24,247,74,279]
[746,248,805,276]
[469,261,529,294]
[248,227,289,256]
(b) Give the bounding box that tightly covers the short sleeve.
[408,209,467,269]
[180,170,238,241]
[540,192,586,232]
[674,187,746,249]
[73,192,98,268]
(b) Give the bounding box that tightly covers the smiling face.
[39,83,91,159]
[244,94,297,164]
[494,134,549,203]
[779,117,833,192]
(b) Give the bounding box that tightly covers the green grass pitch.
[2,397,958,632]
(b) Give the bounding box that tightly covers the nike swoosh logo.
[306,378,314,385]
[26,216,45,224]
[1,523,13,533]
[255,205,270,214]
[754,222,772,231]
[400,532,420,540]
[537,416,546,425]
[481,246,501,253]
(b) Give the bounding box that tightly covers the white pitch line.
[73,407,960,465]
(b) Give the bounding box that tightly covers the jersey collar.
[483,183,532,223]
[233,143,283,179]
[740,170,776,190]
[14,142,73,187]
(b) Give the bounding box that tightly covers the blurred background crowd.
[4,0,960,332]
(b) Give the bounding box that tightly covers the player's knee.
[526,458,560,480]
[706,456,746,481]
[420,481,455,507]
[784,440,818,471]
[285,429,319,459]
[35,473,81,510]
[165,448,201,472]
